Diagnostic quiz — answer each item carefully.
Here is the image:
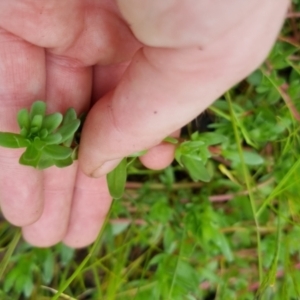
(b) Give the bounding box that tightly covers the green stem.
[225,91,263,284]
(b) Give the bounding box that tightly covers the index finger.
[0,29,45,226]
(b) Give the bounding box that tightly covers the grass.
[1,5,300,300]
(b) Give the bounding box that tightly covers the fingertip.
[22,227,65,248]
[139,141,176,170]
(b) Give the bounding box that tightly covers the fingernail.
[91,158,122,178]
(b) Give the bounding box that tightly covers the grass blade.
[0,230,21,280]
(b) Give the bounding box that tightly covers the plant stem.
[225,91,263,284]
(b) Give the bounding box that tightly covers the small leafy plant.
[0,101,80,169]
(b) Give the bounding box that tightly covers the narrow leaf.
[20,127,28,137]
[62,108,77,125]
[56,119,80,143]
[33,137,46,150]
[39,128,48,139]
[42,133,63,145]
[128,150,148,157]
[54,157,73,168]
[0,230,21,280]
[181,155,211,182]
[164,136,178,144]
[107,158,127,199]
[30,114,43,132]
[43,145,72,159]
[19,146,41,167]
[0,132,29,148]
[30,101,46,120]
[194,132,226,146]
[42,112,63,133]
[17,109,30,130]
[36,156,55,169]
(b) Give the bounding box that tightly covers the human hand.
[0,0,141,248]
[0,0,289,248]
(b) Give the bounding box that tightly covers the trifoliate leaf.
[0,133,30,148]
[42,112,63,133]
[17,109,30,130]
[43,145,72,159]
[56,119,80,143]
[30,101,46,120]
[107,158,127,199]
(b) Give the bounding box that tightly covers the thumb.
[79,0,288,177]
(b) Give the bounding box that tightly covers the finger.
[22,165,77,247]
[0,1,141,65]
[139,129,180,170]
[79,1,289,176]
[92,62,130,103]
[22,52,92,246]
[116,0,287,48]
[0,29,45,226]
[63,170,112,248]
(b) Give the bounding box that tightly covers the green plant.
[0,11,299,299]
[0,101,80,169]
[0,101,224,199]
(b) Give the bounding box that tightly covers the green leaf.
[30,114,43,132]
[17,108,30,130]
[128,150,148,157]
[39,128,48,139]
[30,101,46,120]
[62,108,77,125]
[36,156,55,169]
[19,146,41,167]
[54,157,73,168]
[20,127,28,137]
[193,132,226,146]
[107,158,127,199]
[42,250,54,284]
[42,133,63,145]
[43,145,72,159]
[56,119,80,143]
[33,137,46,150]
[164,136,178,144]
[181,155,211,182]
[0,132,30,148]
[223,150,264,166]
[42,112,63,133]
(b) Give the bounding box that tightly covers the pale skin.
[0,0,290,248]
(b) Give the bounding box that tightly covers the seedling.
[0,101,224,199]
[0,101,80,169]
